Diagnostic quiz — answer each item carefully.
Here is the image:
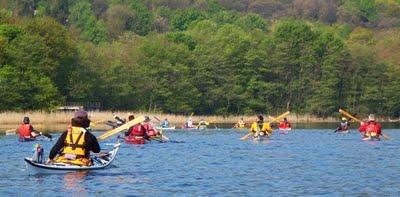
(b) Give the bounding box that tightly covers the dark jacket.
[49,118,100,159]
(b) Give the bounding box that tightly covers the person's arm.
[87,132,100,153]
[49,132,67,160]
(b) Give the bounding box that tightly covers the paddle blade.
[339,109,362,123]
[382,133,390,140]
[240,133,253,141]
[98,116,145,141]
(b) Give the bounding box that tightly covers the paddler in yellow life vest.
[47,110,100,166]
[197,119,209,129]
[234,117,246,128]
[250,115,272,137]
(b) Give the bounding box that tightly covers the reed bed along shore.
[0,110,386,133]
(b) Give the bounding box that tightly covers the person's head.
[341,117,347,122]
[71,110,90,128]
[164,118,168,121]
[144,116,151,122]
[240,117,243,120]
[128,115,135,121]
[368,114,375,122]
[23,116,30,124]
[284,117,288,122]
[256,114,264,122]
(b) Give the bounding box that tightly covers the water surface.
[1,128,399,196]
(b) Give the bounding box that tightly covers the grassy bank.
[0,111,376,133]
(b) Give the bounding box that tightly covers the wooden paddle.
[339,109,389,140]
[240,111,290,140]
[97,116,145,141]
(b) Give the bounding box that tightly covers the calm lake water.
[1,127,399,196]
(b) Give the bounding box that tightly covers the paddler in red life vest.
[125,115,149,144]
[142,116,161,138]
[278,117,291,130]
[250,115,273,137]
[18,116,41,142]
[47,110,100,166]
[334,117,349,133]
[358,114,382,139]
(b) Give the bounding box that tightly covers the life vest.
[238,120,245,128]
[251,122,272,135]
[144,123,158,137]
[125,124,146,144]
[18,124,32,139]
[365,122,379,137]
[55,127,89,166]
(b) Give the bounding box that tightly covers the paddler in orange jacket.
[358,114,382,139]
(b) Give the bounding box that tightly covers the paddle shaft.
[98,116,145,141]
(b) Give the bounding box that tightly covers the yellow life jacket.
[55,127,89,166]
[250,122,272,135]
[238,120,245,128]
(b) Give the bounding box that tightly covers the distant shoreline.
[0,111,393,133]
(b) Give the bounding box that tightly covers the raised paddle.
[97,116,145,141]
[240,111,290,140]
[339,109,389,140]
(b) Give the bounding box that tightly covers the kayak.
[362,136,380,141]
[279,128,291,134]
[155,126,176,130]
[24,143,121,175]
[336,130,349,134]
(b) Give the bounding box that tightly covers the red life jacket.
[365,122,379,136]
[279,122,286,129]
[279,121,291,129]
[125,124,146,144]
[143,123,158,137]
[18,124,32,138]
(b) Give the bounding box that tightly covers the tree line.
[0,0,400,117]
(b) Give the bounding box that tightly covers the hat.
[368,114,375,121]
[23,116,30,124]
[144,116,151,122]
[74,110,88,119]
[341,117,347,121]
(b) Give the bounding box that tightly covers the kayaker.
[234,117,246,128]
[335,117,349,133]
[250,115,272,137]
[47,110,100,166]
[197,119,209,129]
[18,117,41,142]
[125,115,149,144]
[161,118,170,128]
[278,117,291,130]
[124,114,135,136]
[143,116,161,138]
[358,114,382,139]
[185,118,194,128]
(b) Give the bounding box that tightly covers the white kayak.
[24,143,121,175]
[279,128,292,133]
[156,126,176,131]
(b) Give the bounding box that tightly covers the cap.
[341,117,347,121]
[74,110,88,119]
[368,114,375,121]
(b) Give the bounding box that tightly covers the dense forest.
[0,0,400,117]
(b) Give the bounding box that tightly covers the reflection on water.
[63,171,88,195]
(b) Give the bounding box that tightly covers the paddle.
[151,116,170,141]
[97,116,145,141]
[339,109,389,140]
[240,111,290,140]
